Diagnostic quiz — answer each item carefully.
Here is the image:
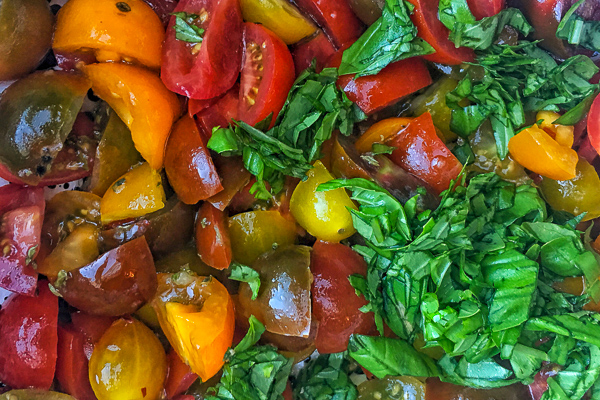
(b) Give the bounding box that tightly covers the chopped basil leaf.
[171,12,205,43]
[229,263,261,300]
[293,352,359,400]
[556,0,600,52]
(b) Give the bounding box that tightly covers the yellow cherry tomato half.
[89,318,167,400]
[290,160,357,242]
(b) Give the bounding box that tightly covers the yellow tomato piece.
[100,162,166,224]
[355,117,413,153]
[82,63,180,169]
[89,318,167,400]
[536,110,575,148]
[228,210,297,265]
[152,272,235,382]
[240,0,316,45]
[290,161,357,242]
[508,125,578,180]
[53,0,164,69]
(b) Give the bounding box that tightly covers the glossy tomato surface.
[161,0,243,99]
[195,202,232,270]
[292,31,337,75]
[466,0,505,19]
[55,325,96,400]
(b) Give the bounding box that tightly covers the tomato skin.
[293,0,364,47]
[207,156,251,211]
[388,112,462,194]
[311,241,375,354]
[425,378,531,400]
[142,0,177,25]
[195,202,232,270]
[70,311,115,359]
[239,23,296,128]
[55,325,96,400]
[0,185,44,296]
[466,0,505,19]
[195,84,240,140]
[406,0,475,65]
[0,282,58,390]
[164,349,198,399]
[165,115,223,204]
[161,0,243,99]
[292,31,337,76]
[587,92,600,157]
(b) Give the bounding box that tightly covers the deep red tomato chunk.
[311,240,375,354]
[164,349,198,399]
[586,92,600,157]
[161,0,243,99]
[238,23,295,128]
[425,379,533,400]
[466,0,505,19]
[195,84,239,140]
[292,31,337,76]
[0,281,58,389]
[195,202,232,270]
[56,324,96,400]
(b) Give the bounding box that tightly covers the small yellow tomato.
[100,162,166,224]
[228,210,297,265]
[290,161,356,242]
[89,318,167,400]
[536,110,575,148]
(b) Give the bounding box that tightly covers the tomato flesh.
[466,0,505,19]
[292,31,337,76]
[164,349,198,399]
[161,0,243,99]
[586,92,600,157]
[195,202,232,270]
[239,23,296,128]
[0,282,58,390]
[195,84,240,140]
[55,325,96,400]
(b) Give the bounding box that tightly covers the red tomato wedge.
[406,0,475,65]
[195,84,240,140]
[293,0,364,48]
[467,0,505,19]
[0,185,44,296]
[311,241,375,354]
[56,325,96,400]
[165,115,223,204]
[586,92,600,157]
[70,311,116,359]
[165,349,198,399]
[292,31,337,76]
[387,112,462,194]
[0,281,58,390]
[195,202,232,270]
[188,96,220,117]
[238,23,295,128]
[161,0,243,99]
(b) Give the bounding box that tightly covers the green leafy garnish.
[171,12,206,43]
[293,352,359,400]
[229,263,261,300]
[207,66,365,199]
[338,0,434,78]
[556,0,600,53]
[206,316,293,400]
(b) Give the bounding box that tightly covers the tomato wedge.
[161,0,243,99]
[586,92,600,157]
[406,0,474,65]
[293,0,364,47]
[239,23,295,128]
[55,325,96,400]
[292,31,336,76]
[195,84,239,140]
[195,202,232,270]
[466,0,505,19]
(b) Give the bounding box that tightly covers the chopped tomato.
[387,112,463,194]
[292,31,337,76]
[195,202,232,270]
[165,115,223,204]
[161,0,243,99]
[425,378,532,400]
[195,84,239,140]
[188,96,220,117]
[142,0,178,25]
[586,92,600,157]
[293,0,364,47]
[239,23,295,128]
[165,349,198,399]
[516,0,571,58]
[55,325,96,400]
[70,311,116,359]
[0,185,44,296]
[406,0,475,65]
[311,241,375,354]
[207,156,251,211]
[466,0,505,19]
[0,281,58,390]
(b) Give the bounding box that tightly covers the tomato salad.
[3,0,600,399]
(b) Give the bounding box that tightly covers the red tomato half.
[0,281,58,389]
[387,112,462,194]
[586,92,600,157]
[56,325,96,400]
[293,0,364,47]
[161,0,243,99]
[0,185,44,296]
[406,0,475,65]
[292,31,337,76]
[195,84,239,140]
[425,379,532,400]
[466,0,505,19]
[238,23,295,128]
[70,311,116,359]
[195,202,232,270]
[311,241,375,354]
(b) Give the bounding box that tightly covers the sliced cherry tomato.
[406,0,475,65]
[515,0,571,58]
[587,92,600,157]
[188,96,221,118]
[292,31,337,76]
[466,0,505,19]
[165,349,198,399]
[70,311,116,359]
[239,23,295,128]
[195,202,232,270]
[161,0,243,99]
[207,156,251,211]
[195,84,239,140]
[311,241,375,354]
[0,281,58,390]
[293,0,364,47]
[165,115,223,204]
[55,325,96,400]
[425,378,531,400]
[0,185,44,296]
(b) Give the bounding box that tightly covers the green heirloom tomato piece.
[0,0,53,80]
[0,71,91,185]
